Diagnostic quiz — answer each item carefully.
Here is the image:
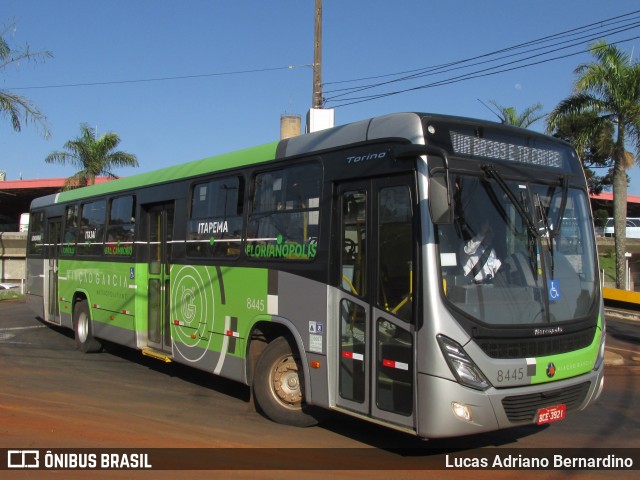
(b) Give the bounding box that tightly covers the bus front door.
[143,202,175,353]
[44,217,62,325]
[334,176,416,429]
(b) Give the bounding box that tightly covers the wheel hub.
[272,356,302,406]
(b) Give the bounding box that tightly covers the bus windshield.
[437,173,597,326]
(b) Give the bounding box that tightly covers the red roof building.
[590,192,640,218]
[0,178,112,230]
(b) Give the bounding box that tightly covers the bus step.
[141,348,172,363]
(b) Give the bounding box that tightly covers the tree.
[0,23,52,137]
[485,100,545,128]
[547,110,622,195]
[45,124,139,190]
[547,41,640,289]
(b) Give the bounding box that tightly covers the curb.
[603,308,637,366]
[604,307,640,323]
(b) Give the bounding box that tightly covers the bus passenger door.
[44,217,62,325]
[142,202,175,353]
[334,176,416,429]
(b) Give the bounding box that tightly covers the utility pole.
[307,0,334,132]
[312,0,323,109]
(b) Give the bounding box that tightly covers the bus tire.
[73,299,102,353]
[252,336,318,427]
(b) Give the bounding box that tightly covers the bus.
[26,112,605,438]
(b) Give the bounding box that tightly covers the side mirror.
[429,174,453,224]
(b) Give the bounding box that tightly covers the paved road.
[1,299,638,479]
[604,307,640,367]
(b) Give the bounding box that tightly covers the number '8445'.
[497,367,524,382]
[246,298,265,311]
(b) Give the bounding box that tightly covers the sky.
[2,0,640,193]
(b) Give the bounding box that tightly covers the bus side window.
[247,163,321,261]
[187,176,244,258]
[62,204,79,256]
[105,196,136,256]
[27,211,45,256]
[378,186,413,321]
[341,190,367,297]
[77,200,106,256]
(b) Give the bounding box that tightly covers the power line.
[325,17,640,99]
[324,10,640,108]
[4,9,640,106]
[324,9,640,89]
[328,34,640,108]
[4,64,309,91]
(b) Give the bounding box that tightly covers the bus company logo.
[180,286,196,321]
[533,326,563,336]
[546,362,556,378]
[345,151,387,165]
[8,450,39,469]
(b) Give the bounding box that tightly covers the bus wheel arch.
[72,297,102,353]
[247,322,292,385]
[248,323,318,427]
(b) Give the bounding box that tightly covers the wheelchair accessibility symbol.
[548,280,561,302]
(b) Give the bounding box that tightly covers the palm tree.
[486,100,545,128]
[45,124,139,190]
[548,110,620,195]
[0,25,52,137]
[547,41,640,289]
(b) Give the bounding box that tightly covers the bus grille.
[501,382,591,423]
[477,327,596,359]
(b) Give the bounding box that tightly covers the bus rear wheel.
[253,336,318,427]
[73,299,102,353]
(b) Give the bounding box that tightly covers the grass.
[598,251,616,287]
[0,290,24,301]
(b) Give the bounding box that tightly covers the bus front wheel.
[73,299,102,353]
[253,336,318,427]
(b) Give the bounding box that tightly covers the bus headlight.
[437,335,491,391]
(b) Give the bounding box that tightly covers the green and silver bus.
[26,112,605,438]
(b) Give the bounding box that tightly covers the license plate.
[537,404,566,424]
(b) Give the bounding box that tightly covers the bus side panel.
[276,271,329,408]
[58,259,138,348]
[25,257,45,319]
[168,264,269,382]
[168,265,327,401]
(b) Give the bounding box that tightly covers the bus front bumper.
[415,365,605,439]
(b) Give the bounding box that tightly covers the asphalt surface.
[604,306,640,366]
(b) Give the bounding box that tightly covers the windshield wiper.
[481,165,539,239]
[551,176,569,239]
[536,192,555,278]
[537,177,568,280]
[535,193,552,238]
